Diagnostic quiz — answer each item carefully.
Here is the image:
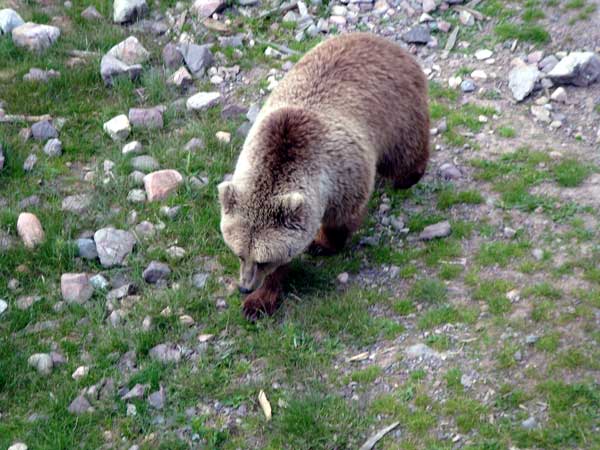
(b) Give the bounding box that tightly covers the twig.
[256,39,300,55]
[0,114,53,123]
[359,422,400,450]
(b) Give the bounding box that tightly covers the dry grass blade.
[359,422,400,450]
[258,390,272,421]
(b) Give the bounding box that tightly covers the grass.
[494,23,550,44]
[437,189,484,210]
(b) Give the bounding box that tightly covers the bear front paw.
[242,288,280,321]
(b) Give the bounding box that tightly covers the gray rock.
[122,141,143,155]
[68,395,93,414]
[81,5,103,20]
[167,66,192,88]
[405,343,439,359]
[77,238,98,260]
[127,189,146,202]
[508,65,540,102]
[121,383,148,400]
[31,120,58,141]
[178,43,214,77]
[539,55,559,73]
[216,298,228,310]
[131,155,159,172]
[143,261,171,284]
[402,25,430,44]
[148,385,166,409]
[100,54,142,86]
[90,274,109,290]
[61,273,93,304]
[107,283,135,300]
[439,163,461,180]
[16,295,42,310]
[460,79,475,92]
[107,36,149,65]
[186,91,221,111]
[42,138,62,157]
[525,334,539,344]
[149,343,182,364]
[548,52,600,87]
[184,137,204,152]
[514,350,522,361]
[160,205,180,219]
[11,22,60,52]
[192,272,209,289]
[62,194,92,214]
[94,228,136,268]
[532,248,544,260]
[419,221,451,240]
[162,43,183,69]
[113,0,148,23]
[129,170,146,185]
[218,34,244,48]
[28,353,53,375]
[23,68,60,82]
[521,416,537,429]
[0,8,24,34]
[192,0,225,17]
[128,107,163,129]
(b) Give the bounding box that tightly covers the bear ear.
[278,192,306,230]
[218,181,237,214]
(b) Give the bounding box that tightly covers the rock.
[42,138,62,157]
[28,353,53,375]
[122,141,143,155]
[94,228,136,267]
[179,43,213,77]
[522,417,537,430]
[162,43,183,69]
[17,213,44,248]
[122,383,148,400]
[402,25,430,44]
[471,70,487,81]
[532,248,544,260]
[103,114,131,141]
[81,5,103,20]
[503,227,516,238]
[184,137,204,152]
[72,366,89,380]
[550,87,567,103]
[215,131,231,143]
[548,52,600,87]
[509,65,541,102]
[460,373,474,388]
[12,22,60,52]
[0,299,7,316]
[460,79,475,92]
[128,107,163,129]
[525,334,539,344]
[405,343,439,359]
[186,91,221,111]
[114,0,148,23]
[61,273,93,303]
[131,155,159,172]
[216,298,228,310]
[100,54,142,86]
[143,261,171,283]
[539,55,559,73]
[90,274,109,290]
[109,310,122,327]
[166,246,185,260]
[419,221,451,240]
[127,189,146,202]
[167,66,192,88]
[62,194,92,214]
[129,170,146,185]
[439,163,461,180]
[0,8,24,34]
[192,0,225,17]
[514,350,522,361]
[149,343,182,364]
[422,0,436,13]
[135,220,155,239]
[459,9,474,26]
[23,68,60,82]
[107,283,135,300]
[16,295,42,310]
[530,105,551,123]
[475,49,492,60]
[337,272,349,284]
[143,169,183,201]
[7,443,27,450]
[148,386,166,409]
[192,272,209,289]
[68,395,93,414]
[108,36,150,65]
[31,120,58,140]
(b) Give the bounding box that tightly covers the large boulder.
[12,22,60,52]
[548,52,600,87]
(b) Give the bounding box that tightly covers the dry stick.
[255,39,300,55]
[359,422,401,450]
[0,114,53,124]
[441,25,459,60]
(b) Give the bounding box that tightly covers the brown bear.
[218,32,429,320]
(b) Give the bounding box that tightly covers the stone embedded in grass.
[121,383,148,400]
[81,5,103,20]
[16,295,41,310]
[122,141,142,155]
[23,154,37,172]
[521,416,537,430]
[135,220,156,239]
[61,273,93,304]
[129,170,145,185]
[23,68,60,82]
[31,120,58,141]
[11,22,60,52]
[108,36,149,65]
[186,91,221,111]
[475,49,493,61]
[459,9,474,26]
[192,0,226,17]
[215,131,231,143]
[90,274,109,290]
[166,246,185,260]
[100,55,142,86]
[108,310,123,327]
[68,395,93,415]
[106,283,135,300]
[0,8,24,34]
[128,107,163,129]
[548,52,600,87]
[113,0,148,23]
[167,66,193,88]
[143,169,183,201]
[147,385,166,409]
[192,272,209,289]
[7,443,27,450]
[419,220,451,240]
[28,353,53,375]
[439,163,461,180]
[162,42,183,69]
[402,25,430,44]
[184,137,204,152]
[17,212,44,248]
[179,43,214,77]
[508,65,541,102]
[149,343,182,364]
[130,156,158,173]
[72,365,89,380]
[143,261,171,284]
[62,194,92,214]
[94,227,136,268]
[103,114,131,141]
[127,189,146,202]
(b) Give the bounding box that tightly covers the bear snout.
[239,285,253,294]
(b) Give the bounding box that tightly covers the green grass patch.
[494,23,550,44]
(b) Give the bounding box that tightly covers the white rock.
[0,8,24,34]
[122,141,143,155]
[448,76,462,89]
[186,91,221,111]
[215,131,231,143]
[167,66,192,88]
[103,114,131,141]
[508,65,540,102]
[0,299,7,316]
[550,87,567,103]
[471,69,487,80]
[459,10,474,26]
[17,212,44,248]
[72,366,90,380]
[192,0,225,17]
[475,49,492,60]
[8,443,28,450]
[11,22,60,52]
[107,36,149,65]
[28,353,53,375]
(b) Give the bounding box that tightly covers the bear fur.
[218,32,429,319]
